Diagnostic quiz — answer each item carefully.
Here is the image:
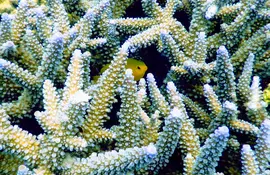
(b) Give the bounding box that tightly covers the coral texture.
[0,0,269,174]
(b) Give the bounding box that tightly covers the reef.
[0,0,269,174]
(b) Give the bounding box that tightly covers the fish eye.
[137,66,141,70]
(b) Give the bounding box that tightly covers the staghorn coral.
[0,0,269,174]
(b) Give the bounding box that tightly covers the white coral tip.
[252,76,260,85]
[242,144,252,153]
[139,78,146,84]
[223,101,237,111]
[25,29,33,36]
[145,143,157,157]
[73,49,82,58]
[34,111,42,118]
[171,66,176,71]
[100,38,107,44]
[217,45,227,55]
[184,60,196,68]
[4,41,15,48]
[146,73,155,82]
[262,119,270,128]
[198,32,206,40]
[214,126,229,137]
[0,59,9,69]
[80,139,87,148]
[70,90,90,104]
[125,69,133,76]
[160,30,169,37]
[185,153,193,159]
[44,79,52,85]
[248,52,255,59]
[205,5,218,19]
[69,27,78,36]
[34,7,44,17]
[19,0,28,7]
[203,84,212,92]
[1,13,10,20]
[121,41,131,53]
[51,32,64,43]
[18,165,29,173]
[85,9,94,19]
[167,82,176,91]
[170,107,181,118]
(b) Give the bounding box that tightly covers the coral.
[0,0,269,174]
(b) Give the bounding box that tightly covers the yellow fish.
[263,84,270,105]
[93,58,148,81]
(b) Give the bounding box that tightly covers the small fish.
[263,84,270,105]
[93,58,148,82]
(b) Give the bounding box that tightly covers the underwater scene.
[0,0,269,174]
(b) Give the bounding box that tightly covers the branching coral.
[0,0,269,174]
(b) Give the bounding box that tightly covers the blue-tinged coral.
[192,126,230,175]
[0,0,269,174]
[143,107,183,174]
[241,144,259,175]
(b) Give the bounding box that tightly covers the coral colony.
[0,0,269,174]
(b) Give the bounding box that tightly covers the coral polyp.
[0,0,269,174]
